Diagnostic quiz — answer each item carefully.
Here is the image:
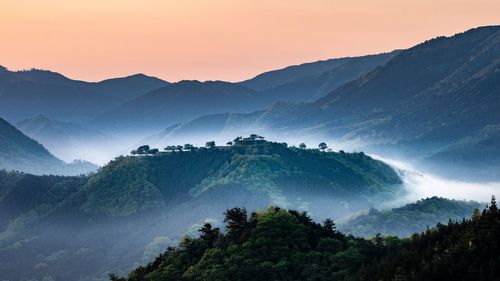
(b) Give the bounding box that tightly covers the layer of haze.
[1,0,499,82]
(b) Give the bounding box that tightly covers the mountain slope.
[92,81,260,134]
[244,52,399,103]
[0,117,63,170]
[0,117,98,175]
[338,197,482,237]
[0,68,168,122]
[16,115,118,164]
[77,139,402,217]
[116,199,500,281]
[160,26,500,180]
[0,138,402,281]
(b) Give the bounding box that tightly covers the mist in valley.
[2,129,499,281]
[58,127,500,210]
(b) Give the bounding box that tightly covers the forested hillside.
[0,117,98,175]
[159,26,500,180]
[339,197,482,237]
[114,197,500,281]
[0,137,402,281]
[80,138,401,216]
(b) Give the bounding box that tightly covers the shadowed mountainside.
[157,26,500,180]
[0,117,98,175]
[0,138,402,281]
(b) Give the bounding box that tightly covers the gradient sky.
[1,0,499,82]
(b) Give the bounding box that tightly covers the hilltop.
[80,135,402,217]
[0,135,401,281]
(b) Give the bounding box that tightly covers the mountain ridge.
[0,117,98,175]
[156,25,500,180]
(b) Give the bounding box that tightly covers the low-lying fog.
[371,155,500,207]
[57,130,499,207]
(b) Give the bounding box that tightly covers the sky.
[1,0,499,82]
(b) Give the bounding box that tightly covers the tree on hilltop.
[318,142,327,151]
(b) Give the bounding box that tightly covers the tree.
[226,141,233,146]
[199,223,220,247]
[205,141,216,149]
[490,195,498,213]
[233,136,242,143]
[165,145,177,152]
[184,144,195,151]
[176,145,184,151]
[472,208,481,220]
[318,142,327,151]
[137,145,150,154]
[323,218,336,233]
[299,143,306,149]
[373,233,384,247]
[149,148,159,155]
[130,149,138,155]
[224,207,247,239]
[108,273,125,281]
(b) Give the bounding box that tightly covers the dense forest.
[0,137,403,281]
[2,137,495,281]
[338,196,483,237]
[113,197,500,281]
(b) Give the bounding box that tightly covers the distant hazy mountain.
[241,52,399,103]
[92,80,261,134]
[0,68,168,122]
[0,117,98,175]
[1,52,395,141]
[0,138,401,281]
[16,115,118,164]
[89,53,396,135]
[160,26,500,180]
[339,197,482,237]
[88,73,169,102]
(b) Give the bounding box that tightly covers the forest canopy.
[112,197,500,281]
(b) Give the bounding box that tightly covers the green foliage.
[63,140,401,217]
[117,199,500,281]
[120,207,359,281]
[355,197,500,280]
[0,138,403,280]
[339,197,483,237]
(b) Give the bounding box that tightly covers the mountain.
[91,52,398,135]
[16,115,119,164]
[78,139,402,217]
[92,81,260,134]
[0,67,168,123]
[0,137,402,281]
[159,26,500,180]
[88,74,168,102]
[115,198,500,281]
[338,197,482,237]
[0,117,98,175]
[242,51,399,103]
[1,52,396,160]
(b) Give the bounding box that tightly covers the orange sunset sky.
[1,0,499,82]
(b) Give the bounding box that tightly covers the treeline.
[130,134,337,156]
[112,197,500,281]
[339,196,483,237]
